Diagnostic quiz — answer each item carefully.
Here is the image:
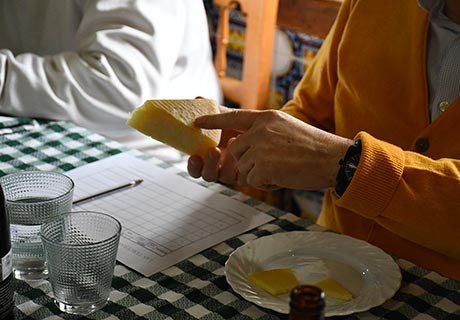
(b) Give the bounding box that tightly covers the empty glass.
[40,211,121,315]
[0,171,74,280]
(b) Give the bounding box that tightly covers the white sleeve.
[0,0,214,138]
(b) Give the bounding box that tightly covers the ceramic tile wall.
[271,29,323,109]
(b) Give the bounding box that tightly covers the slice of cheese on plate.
[247,268,299,296]
[127,99,221,157]
[247,268,353,301]
[313,278,353,301]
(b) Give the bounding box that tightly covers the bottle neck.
[289,285,325,320]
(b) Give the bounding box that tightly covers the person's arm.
[193,108,352,191]
[336,132,460,259]
[0,0,207,138]
[281,0,460,260]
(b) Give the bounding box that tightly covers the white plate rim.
[224,231,402,316]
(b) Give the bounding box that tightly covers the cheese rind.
[127,99,221,157]
[313,279,353,301]
[247,268,299,296]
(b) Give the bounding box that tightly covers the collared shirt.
[417,0,460,121]
[0,1,221,162]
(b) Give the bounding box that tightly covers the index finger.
[194,109,262,131]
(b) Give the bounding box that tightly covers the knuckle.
[219,169,236,185]
[237,172,248,186]
[229,110,240,123]
[202,173,217,182]
[262,110,279,121]
[201,167,218,182]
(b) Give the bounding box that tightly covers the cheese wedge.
[127,99,221,157]
[247,268,300,296]
[313,279,353,301]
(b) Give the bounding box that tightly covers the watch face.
[335,139,362,196]
[344,154,360,180]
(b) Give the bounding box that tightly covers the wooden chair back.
[212,0,342,110]
[213,0,279,110]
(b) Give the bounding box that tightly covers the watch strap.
[335,139,362,196]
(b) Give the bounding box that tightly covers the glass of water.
[40,211,121,315]
[0,171,74,280]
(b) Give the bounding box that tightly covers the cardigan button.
[415,138,429,153]
[438,100,449,112]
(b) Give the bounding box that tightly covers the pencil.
[73,178,143,205]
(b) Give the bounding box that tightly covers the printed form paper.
[66,153,274,276]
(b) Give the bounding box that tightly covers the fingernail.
[194,117,204,127]
[189,157,200,166]
[205,148,220,161]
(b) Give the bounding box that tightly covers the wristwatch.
[335,139,362,197]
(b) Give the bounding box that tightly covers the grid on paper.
[74,166,244,257]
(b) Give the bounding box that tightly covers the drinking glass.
[0,171,74,280]
[40,211,121,315]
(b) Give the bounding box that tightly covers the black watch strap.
[335,139,362,197]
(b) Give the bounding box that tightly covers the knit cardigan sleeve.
[281,0,460,262]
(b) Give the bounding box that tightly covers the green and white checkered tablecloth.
[2,119,460,320]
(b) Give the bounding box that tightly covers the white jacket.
[0,0,221,162]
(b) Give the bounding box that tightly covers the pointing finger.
[194,109,262,131]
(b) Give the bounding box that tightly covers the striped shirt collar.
[417,0,460,33]
[417,0,438,11]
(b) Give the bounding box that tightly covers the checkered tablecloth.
[2,119,459,320]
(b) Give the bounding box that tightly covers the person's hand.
[192,109,353,191]
[188,106,243,185]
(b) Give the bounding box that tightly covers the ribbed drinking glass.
[40,211,121,315]
[0,171,74,280]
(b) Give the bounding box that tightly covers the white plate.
[225,231,401,316]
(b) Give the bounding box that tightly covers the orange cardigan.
[282,0,460,280]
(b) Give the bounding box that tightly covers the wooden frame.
[277,0,342,39]
[213,0,342,110]
[213,0,279,110]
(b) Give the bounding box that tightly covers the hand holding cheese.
[127,99,221,158]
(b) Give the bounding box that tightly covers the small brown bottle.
[289,285,325,320]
